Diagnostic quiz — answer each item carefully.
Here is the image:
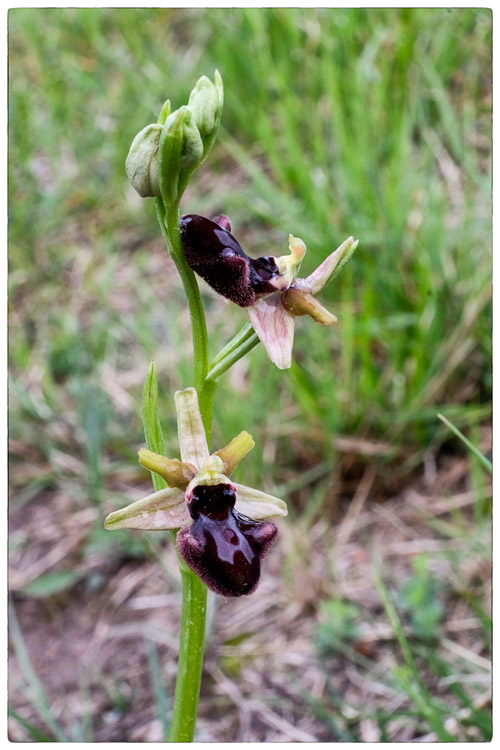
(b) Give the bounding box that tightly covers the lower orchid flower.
[104,387,286,596]
[180,214,358,369]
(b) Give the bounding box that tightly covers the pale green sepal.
[177,107,204,169]
[104,487,190,531]
[158,107,184,207]
[158,99,171,125]
[233,483,288,520]
[303,237,359,294]
[138,448,196,489]
[125,123,163,198]
[214,431,255,476]
[174,388,210,467]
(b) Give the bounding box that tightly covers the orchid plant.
[106,71,358,741]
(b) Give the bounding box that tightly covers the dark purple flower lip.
[180,214,281,307]
[177,482,278,597]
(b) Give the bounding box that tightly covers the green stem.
[206,328,260,381]
[209,320,255,369]
[168,558,208,742]
[155,198,215,742]
[156,199,210,396]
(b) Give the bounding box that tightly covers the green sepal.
[158,107,185,207]
[104,487,190,531]
[178,107,204,169]
[125,123,163,198]
[158,99,171,125]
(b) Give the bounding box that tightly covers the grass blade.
[147,640,171,740]
[9,600,69,741]
[438,413,492,474]
[373,564,456,741]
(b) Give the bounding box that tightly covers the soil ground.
[8,450,491,742]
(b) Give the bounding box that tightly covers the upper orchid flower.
[104,388,286,597]
[248,233,358,369]
[180,214,358,369]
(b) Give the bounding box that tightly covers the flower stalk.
[152,202,213,742]
[142,365,208,743]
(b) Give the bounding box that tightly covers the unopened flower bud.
[157,106,203,206]
[125,123,163,198]
[163,106,203,170]
[189,76,218,136]
[188,70,224,162]
[126,72,223,204]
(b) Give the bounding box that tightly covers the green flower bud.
[165,106,203,170]
[125,123,163,198]
[157,106,204,205]
[156,106,189,207]
[188,70,223,162]
[126,72,223,205]
[188,76,218,137]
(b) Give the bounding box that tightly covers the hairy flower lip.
[180,214,285,307]
[177,510,278,597]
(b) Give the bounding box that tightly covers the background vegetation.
[9,7,491,741]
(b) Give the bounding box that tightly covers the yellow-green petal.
[214,431,255,476]
[138,448,196,489]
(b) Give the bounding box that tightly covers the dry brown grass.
[9,447,491,742]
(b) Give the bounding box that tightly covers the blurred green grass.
[8,9,491,738]
[8,8,491,497]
